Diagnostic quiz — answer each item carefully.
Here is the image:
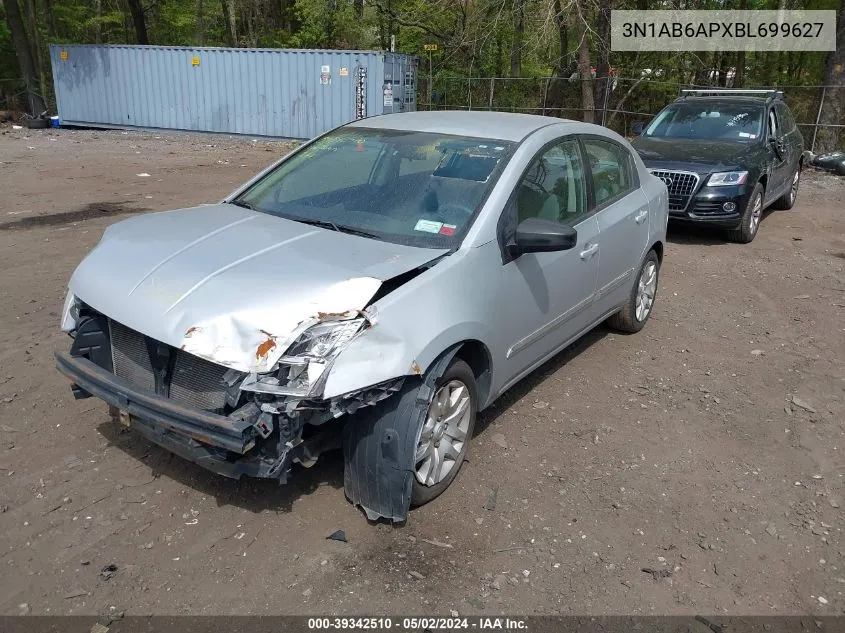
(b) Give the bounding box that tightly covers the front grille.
[650,170,700,211]
[170,351,229,411]
[109,319,228,411]
[110,320,155,392]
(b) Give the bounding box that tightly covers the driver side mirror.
[769,136,786,158]
[510,217,578,257]
[631,122,645,136]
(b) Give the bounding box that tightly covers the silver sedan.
[56,111,669,522]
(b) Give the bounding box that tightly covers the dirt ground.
[0,125,844,618]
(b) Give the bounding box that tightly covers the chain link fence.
[422,76,844,151]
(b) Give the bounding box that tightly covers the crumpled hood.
[69,204,448,373]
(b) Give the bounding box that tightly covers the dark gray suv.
[631,90,804,243]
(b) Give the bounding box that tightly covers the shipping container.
[49,45,418,139]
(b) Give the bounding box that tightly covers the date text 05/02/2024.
[306,617,528,630]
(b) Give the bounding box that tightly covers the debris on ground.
[641,567,673,580]
[491,433,508,449]
[483,486,499,511]
[420,537,453,549]
[99,563,118,581]
[791,396,816,413]
[326,530,347,543]
[409,570,425,580]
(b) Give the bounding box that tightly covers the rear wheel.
[727,183,764,243]
[607,250,660,334]
[772,165,800,210]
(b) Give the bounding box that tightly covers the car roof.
[346,111,584,142]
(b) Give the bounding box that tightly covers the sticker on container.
[414,219,443,234]
[191,56,200,66]
[60,50,68,61]
[439,224,457,236]
[383,85,393,107]
[339,67,349,77]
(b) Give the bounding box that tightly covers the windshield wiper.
[229,199,255,210]
[295,218,380,239]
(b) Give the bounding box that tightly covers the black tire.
[411,358,477,506]
[607,250,660,334]
[771,164,800,210]
[727,183,764,244]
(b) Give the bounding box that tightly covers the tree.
[126,0,149,44]
[510,0,524,77]
[574,0,594,122]
[815,0,844,152]
[2,0,46,114]
[221,0,237,46]
[594,0,612,122]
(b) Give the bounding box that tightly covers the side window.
[515,139,587,225]
[582,138,633,207]
[767,108,779,139]
[776,103,795,134]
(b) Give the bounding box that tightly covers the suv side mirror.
[511,218,577,256]
[631,122,645,136]
[769,136,786,158]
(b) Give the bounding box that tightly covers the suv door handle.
[635,209,648,224]
[579,243,599,260]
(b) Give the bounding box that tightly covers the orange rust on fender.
[255,337,277,360]
[316,310,350,321]
[410,360,422,375]
[184,326,200,337]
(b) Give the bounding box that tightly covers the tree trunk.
[575,0,594,122]
[509,0,524,77]
[196,0,204,44]
[594,0,611,125]
[126,0,148,44]
[1,0,47,115]
[354,0,363,18]
[24,0,47,105]
[41,0,56,37]
[815,0,844,152]
[93,0,101,42]
[221,0,237,46]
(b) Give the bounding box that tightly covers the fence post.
[468,78,472,111]
[542,77,551,116]
[811,86,826,153]
[600,76,610,127]
[488,77,495,111]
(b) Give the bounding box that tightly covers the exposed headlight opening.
[240,318,367,398]
[707,171,749,186]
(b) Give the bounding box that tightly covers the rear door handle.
[635,209,648,224]
[579,243,599,260]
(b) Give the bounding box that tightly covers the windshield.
[235,128,516,248]
[644,102,764,141]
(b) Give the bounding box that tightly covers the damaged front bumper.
[55,349,403,482]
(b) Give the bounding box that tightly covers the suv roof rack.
[678,89,784,101]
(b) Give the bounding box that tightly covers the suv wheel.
[607,250,660,334]
[727,183,764,244]
[772,165,800,210]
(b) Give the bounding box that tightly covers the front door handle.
[579,243,599,260]
[635,209,648,224]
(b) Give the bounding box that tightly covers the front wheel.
[607,250,660,334]
[727,183,764,243]
[411,359,477,506]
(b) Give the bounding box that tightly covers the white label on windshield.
[414,219,443,233]
[738,132,756,138]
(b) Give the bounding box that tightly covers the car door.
[765,106,791,203]
[580,136,650,315]
[495,137,601,388]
